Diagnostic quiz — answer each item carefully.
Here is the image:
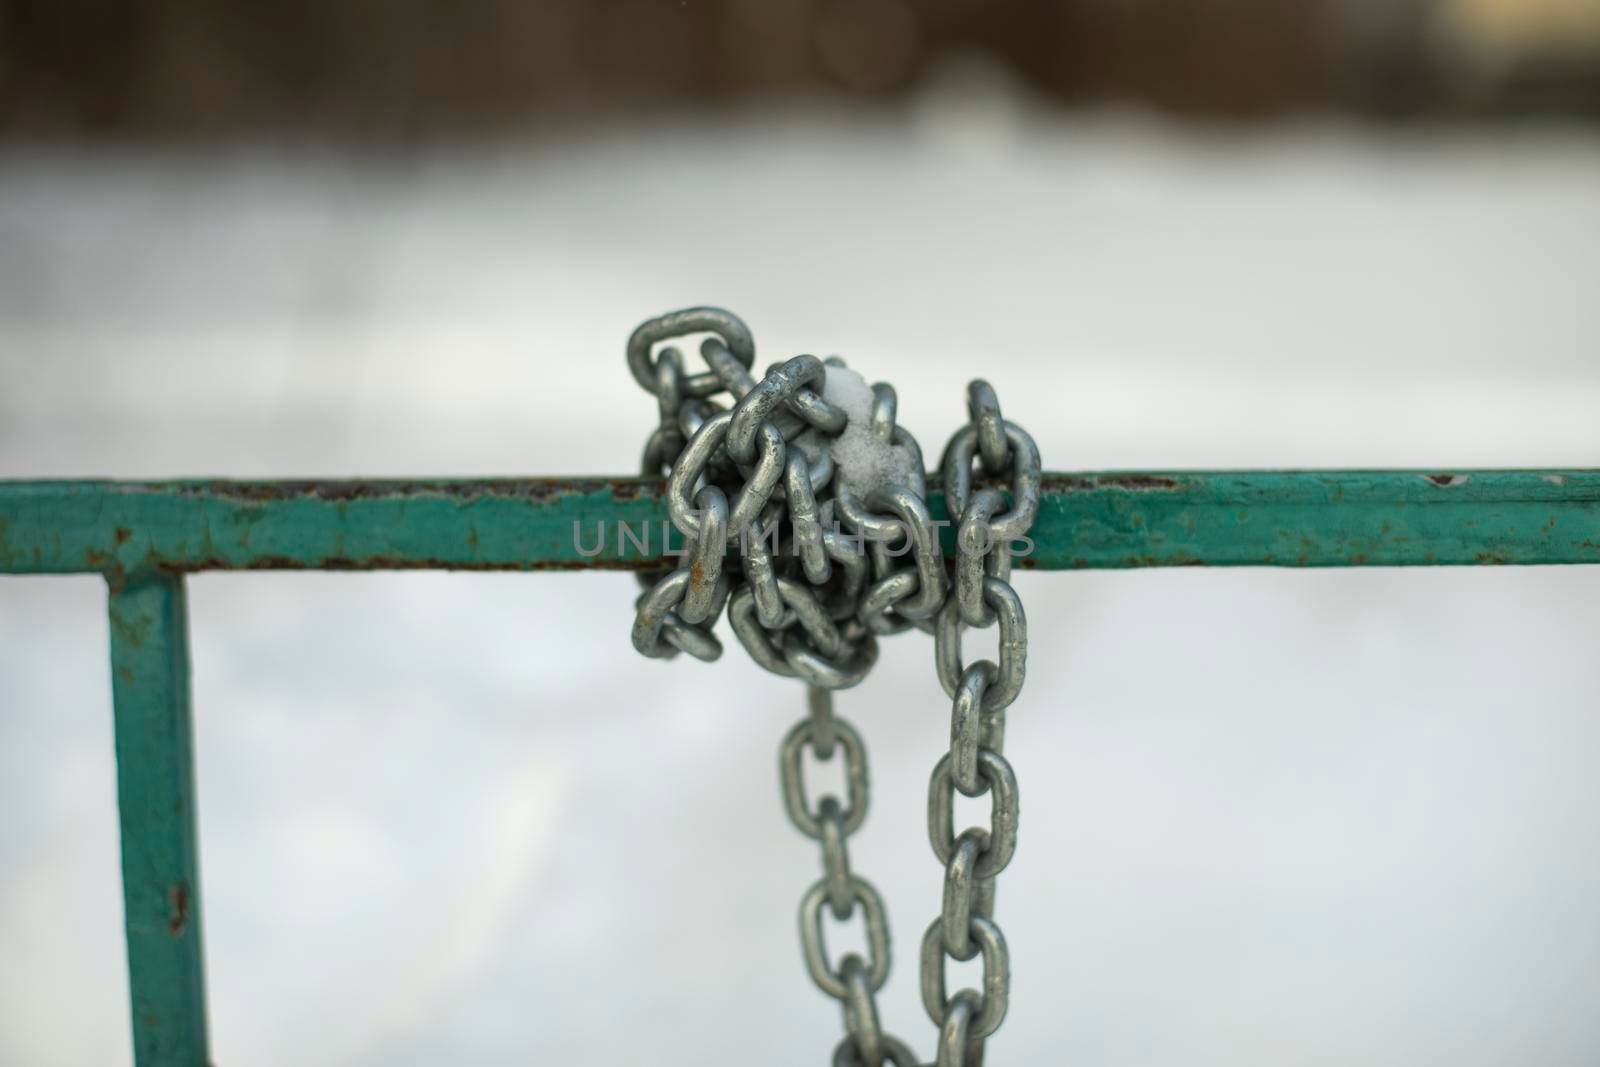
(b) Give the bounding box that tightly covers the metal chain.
[626,308,1041,1065]
[783,688,916,1064]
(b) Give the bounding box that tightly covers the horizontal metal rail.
[3,467,1598,1066]
[1,470,1598,579]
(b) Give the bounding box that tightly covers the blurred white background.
[3,78,1600,1065]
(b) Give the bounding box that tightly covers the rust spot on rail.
[1039,474,1184,493]
[168,884,189,937]
[162,478,665,505]
[1099,474,1184,491]
[155,554,667,574]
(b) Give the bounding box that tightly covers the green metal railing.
[3,469,1598,1065]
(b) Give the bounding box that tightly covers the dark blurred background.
[2,0,1598,136]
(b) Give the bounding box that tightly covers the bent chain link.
[625,308,1041,1065]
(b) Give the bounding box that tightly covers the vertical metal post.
[108,575,210,1066]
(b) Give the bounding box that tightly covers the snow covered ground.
[3,86,1600,1065]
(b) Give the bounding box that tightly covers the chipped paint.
[167,884,189,937]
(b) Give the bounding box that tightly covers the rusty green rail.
[2,469,1598,1066]
[4,470,1598,579]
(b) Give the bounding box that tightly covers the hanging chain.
[626,308,1041,1066]
[785,686,922,1067]
[917,379,1038,1067]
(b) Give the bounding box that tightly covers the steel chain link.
[627,308,1041,1065]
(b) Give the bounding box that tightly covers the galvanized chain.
[626,308,1041,1065]
[782,686,918,1066]
[916,380,1039,1066]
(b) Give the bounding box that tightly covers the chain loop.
[859,569,928,637]
[679,485,728,624]
[869,382,898,443]
[728,354,844,464]
[742,519,786,628]
[649,346,687,468]
[624,310,1042,1064]
[954,488,1012,628]
[788,450,833,584]
[940,827,990,960]
[863,489,946,617]
[833,1033,921,1067]
[929,750,1019,879]
[666,410,787,543]
[840,954,885,1066]
[921,915,1010,1039]
[819,797,856,919]
[934,989,986,1067]
[935,578,1027,713]
[966,380,1009,477]
[801,876,891,999]
[941,420,1041,545]
[949,661,999,797]
[782,716,869,838]
[630,567,722,661]
[627,306,754,398]
[732,584,880,688]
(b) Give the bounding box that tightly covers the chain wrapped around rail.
[626,308,1041,1066]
